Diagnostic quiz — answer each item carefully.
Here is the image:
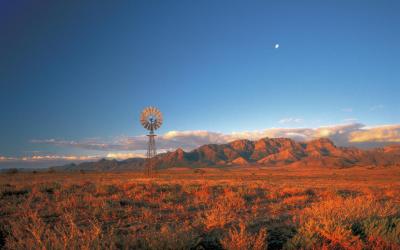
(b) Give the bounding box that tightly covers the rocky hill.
[55,137,400,171]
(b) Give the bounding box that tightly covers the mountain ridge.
[55,137,400,171]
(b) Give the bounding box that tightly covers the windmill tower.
[140,106,163,176]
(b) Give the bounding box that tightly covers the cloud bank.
[31,123,400,153]
[349,125,400,143]
[0,153,145,169]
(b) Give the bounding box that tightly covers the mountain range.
[55,137,400,171]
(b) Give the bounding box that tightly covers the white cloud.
[278,118,303,124]
[341,108,353,112]
[106,152,145,159]
[1,155,100,162]
[349,125,400,143]
[370,104,384,111]
[343,118,358,123]
[30,139,123,151]
[0,156,17,161]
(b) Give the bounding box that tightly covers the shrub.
[203,191,245,230]
[6,168,18,174]
[105,184,119,195]
[47,168,56,173]
[220,222,267,250]
[144,223,200,250]
[38,182,62,194]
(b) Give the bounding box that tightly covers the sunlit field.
[1,166,400,249]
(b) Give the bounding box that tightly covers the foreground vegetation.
[1,166,400,249]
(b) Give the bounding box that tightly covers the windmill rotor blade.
[140,106,163,131]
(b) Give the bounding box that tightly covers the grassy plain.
[1,166,400,249]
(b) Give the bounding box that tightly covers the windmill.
[140,106,163,176]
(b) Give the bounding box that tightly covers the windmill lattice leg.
[146,134,157,177]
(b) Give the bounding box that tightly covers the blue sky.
[1,1,400,167]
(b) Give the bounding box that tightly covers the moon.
[275,43,279,49]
